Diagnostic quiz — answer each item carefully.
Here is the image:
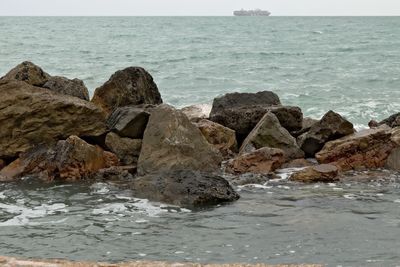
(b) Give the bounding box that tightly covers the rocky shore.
[1,61,400,208]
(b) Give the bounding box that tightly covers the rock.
[291,117,319,137]
[92,166,137,181]
[282,158,314,169]
[0,61,50,86]
[379,112,400,128]
[386,147,400,171]
[368,120,379,128]
[0,81,107,158]
[195,119,238,158]
[181,104,211,121]
[43,76,90,101]
[210,104,302,144]
[225,147,285,175]
[138,104,222,175]
[105,132,142,165]
[0,160,5,171]
[0,136,118,182]
[290,164,339,183]
[106,106,152,139]
[316,128,396,171]
[130,170,240,207]
[240,112,305,159]
[297,110,355,157]
[91,67,162,115]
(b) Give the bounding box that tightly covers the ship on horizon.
[233,9,271,16]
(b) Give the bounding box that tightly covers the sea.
[0,17,400,266]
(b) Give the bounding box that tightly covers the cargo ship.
[233,9,271,16]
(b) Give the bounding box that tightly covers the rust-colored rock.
[195,119,238,158]
[290,164,339,183]
[226,147,285,174]
[0,136,118,182]
[0,61,50,86]
[316,128,396,171]
[0,80,106,158]
[92,67,162,115]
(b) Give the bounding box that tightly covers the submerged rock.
[181,104,212,121]
[0,136,118,182]
[0,80,106,158]
[316,127,395,171]
[298,110,355,157]
[290,164,339,183]
[43,76,90,101]
[0,61,50,86]
[137,104,222,175]
[105,132,142,165]
[240,112,304,159]
[92,67,162,115]
[106,106,152,139]
[195,119,238,158]
[130,170,240,207]
[226,147,285,175]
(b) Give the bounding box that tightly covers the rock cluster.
[1,61,400,207]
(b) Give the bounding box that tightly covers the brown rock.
[181,104,211,121]
[92,67,162,115]
[298,110,355,157]
[92,165,137,181]
[43,76,90,101]
[105,132,142,165]
[290,164,339,183]
[226,147,285,174]
[0,159,5,171]
[195,119,238,158]
[240,112,304,159]
[316,128,396,171]
[385,147,400,171]
[0,61,50,86]
[0,136,118,182]
[138,104,222,175]
[0,81,106,158]
[379,112,400,128]
[282,158,314,169]
[291,117,319,137]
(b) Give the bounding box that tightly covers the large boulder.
[290,164,339,183]
[43,76,90,101]
[297,111,355,157]
[210,104,302,144]
[0,136,118,182]
[180,104,211,121]
[195,119,238,158]
[240,112,305,159]
[315,127,396,171]
[226,147,285,175]
[137,104,222,175]
[0,61,50,86]
[105,132,142,165]
[130,170,240,207]
[91,67,162,115]
[0,81,107,158]
[106,106,152,139]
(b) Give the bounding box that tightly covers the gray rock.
[130,170,240,207]
[105,132,142,165]
[43,76,90,101]
[379,113,400,128]
[138,104,222,175]
[92,67,162,115]
[0,61,50,86]
[240,112,305,159]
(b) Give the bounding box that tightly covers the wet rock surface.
[290,164,339,183]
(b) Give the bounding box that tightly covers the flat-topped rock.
[290,164,339,183]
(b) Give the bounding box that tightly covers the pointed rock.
[0,61,50,86]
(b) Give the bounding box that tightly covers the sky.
[1,0,399,16]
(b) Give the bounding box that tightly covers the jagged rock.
[0,80,106,158]
[0,136,118,182]
[130,170,240,207]
[297,111,355,157]
[0,61,50,86]
[138,104,222,175]
[316,127,396,171]
[106,106,152,139]
[290,164,339,183]
[105,132,142,165]
[195,119,238,158]
[240,112,304,159]
[43,76,90,101]
[92,67,162,115]
[379,112,400,128]
[181,104,211,121]
[226,147,285,174]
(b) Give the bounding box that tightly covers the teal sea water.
[1,17,400,266]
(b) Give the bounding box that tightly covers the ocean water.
[1,17,400,126]
[1,17,400,266]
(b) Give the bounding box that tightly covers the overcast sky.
[1,0,399,16]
